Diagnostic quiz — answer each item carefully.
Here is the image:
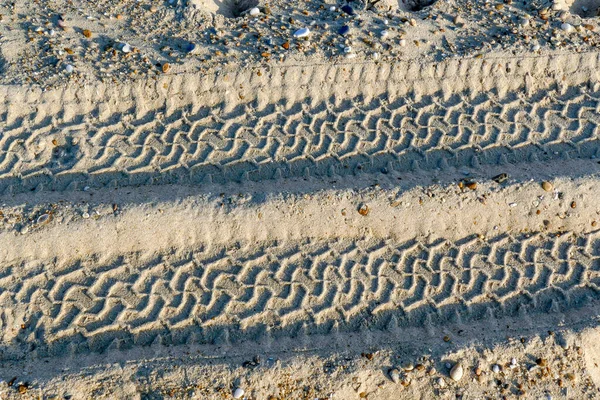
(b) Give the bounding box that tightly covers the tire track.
[1,231,599,360]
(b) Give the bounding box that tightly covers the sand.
[1,0,600,398]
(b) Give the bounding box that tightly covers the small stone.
[293,27,310,38]
[449,363,464,382]
[475,367,482,376]
[358,204,369,216]
[453,15,465,26]
[122,43,132,53]
[399,39,406,46]
[282,41,290,49]
[542,181,553,192]
[65,64,74,74]
[437,377,446,388]
[380,30,389,39]
[338,25,350,35]
[82,29,92,38]
[249,7,260,16]
[492,364,501,373]
[388,368,401,383]
[162,63,171,73]
[570,201,576,208]
[233,388,245,399]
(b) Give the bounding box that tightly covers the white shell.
[449,363,464,382]
[293,27,310,38]
[233,387,245,399]
[388,368,400,383]
[561,23,574,33]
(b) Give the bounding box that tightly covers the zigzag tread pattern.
[1,231,599,359]
[1,83,600,193]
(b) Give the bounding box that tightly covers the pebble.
[542,181,553,192]
[561,23,574,33]
[388,368,401,383]
[64,63,75,74]
[492,364,501,373]
[233,388,245,399]
[449,363,464,382]
[293,27,310,38]
[380,30,389,39]
[338,25,350,36]
[437,377,446,388]
[329,6,336,11]
[399,39,406,46]
[532,44,541,51]
[249,7,260,16]
[358,204,369,216]
[122,43,132,53]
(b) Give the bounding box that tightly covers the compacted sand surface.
[2,0,600,398]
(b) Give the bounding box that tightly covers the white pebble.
[65,64,74,74]
[532,44,541,51]
[389,368,400,383]
[293,27,310,38]
[122,43,132,53]
[511,358,517,365]
[450,363,464,382]
[561,23,574,33]
[437,377,446,388]
[233,388,245,399]
[249,7,260,16]
[399,39,407,46]
[329,5,336,11]
[345,53,357,59]
[381,30,389,39]
[492,364,500,373]
[343,46,352,53]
